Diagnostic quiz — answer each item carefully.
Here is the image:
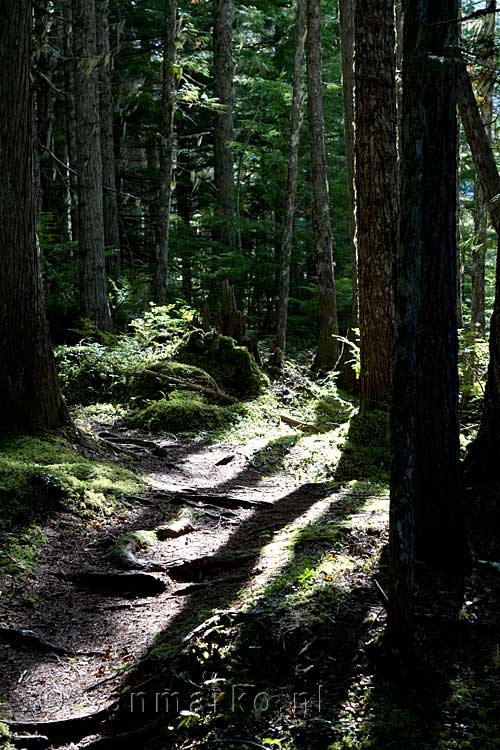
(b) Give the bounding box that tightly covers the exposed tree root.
[166,552,254,582]
[71,571,168,595]
[155,489,271,510]
[143,369,237,404]
[0,628,101,657]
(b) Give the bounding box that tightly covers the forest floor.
[1,397,500,749]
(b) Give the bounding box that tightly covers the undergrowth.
[0,435,143,532]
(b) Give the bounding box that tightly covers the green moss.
[110,530,156,566]
[336,408,390,481]
[128,392,237,434]
[56,337,220,408]
[0,435,144,531]
[0,525,47,578]
[175,330,267,398]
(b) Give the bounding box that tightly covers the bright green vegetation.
[128,391,239,434]
[0,435,144,532]
[0,525,48,579]
[176,330,268,398]
[0,723,13,750]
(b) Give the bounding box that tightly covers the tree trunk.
[34,2,64,213]
[354,0,398,408]
[0,0,68,433]
[458,61,500,479]
[154,0,177,304]
[72,0,112,331]
[306,0,339,372]
[96,0,121,281]
[176,152,193,304]
[471,0,495,337]
[272,0,307,369]
[339,0,357,330]
[412,0,465,570]
[63,0,79,242]
[213,0,239,254]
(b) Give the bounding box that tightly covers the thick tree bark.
[154,0,177,304]
[339,0,357,330]
[354,0,398,408]
[389,0,467,650]
[72,0,112,330]
[471,0,496,336]
[63,0,79,242]
[0,0,68,433]
[272,0,307,368]
[96,0,121,281]
[213,0,239,253]
[306,0,339,371]
[412,1,465,570]
[458,62,500,479]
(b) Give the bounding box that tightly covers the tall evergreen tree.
[72,0,112,330]
[354,0,398,408]
[154,0,177,304]
[391,0,465,590]
[306,0,339,371]
[0,0,68,433]
[96,0,121,281]
[213,0,239,254]
[273,0,307,368]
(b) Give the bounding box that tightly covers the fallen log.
[143,369,237,404]
[71,571,167,595]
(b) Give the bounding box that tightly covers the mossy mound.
[128,391,237,434]
[56,341,221,406]
[175,330,266,398]
[336,408,390,481]
[0,436,144,531]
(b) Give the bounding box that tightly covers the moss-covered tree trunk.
[0,0,68,433]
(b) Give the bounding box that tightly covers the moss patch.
[0,525,47,578]
[175,330,267,398]
[336,408,390,481]
[0,435,144,531]
[127,391,238,434]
